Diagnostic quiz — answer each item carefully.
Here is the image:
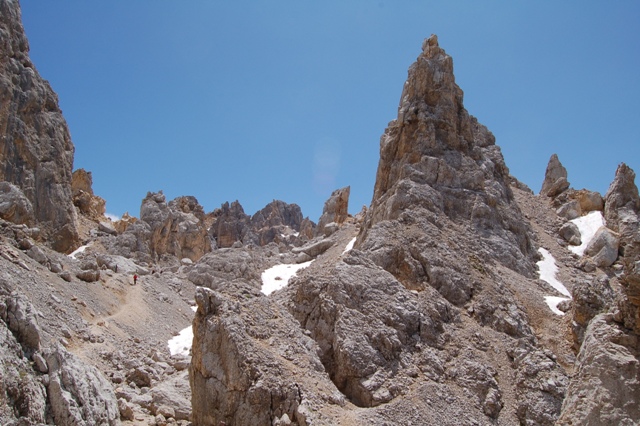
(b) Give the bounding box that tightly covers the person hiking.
[133,274,138,285]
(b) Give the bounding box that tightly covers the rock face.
[540,154,570,197]
[72,168,106,220]
[604,163,640,334]
[110,191,211,262]
[44,343,120,426]
[209,199,313,248]
[209,200,251,248]
[315,186,350,236]
[558,314,640,425]
[0,0,79,253]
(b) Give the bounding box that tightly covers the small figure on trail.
[133,274,138,285]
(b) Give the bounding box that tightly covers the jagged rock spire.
[540,154,570,197]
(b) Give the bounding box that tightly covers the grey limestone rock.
[0,0,80,253]
[559,222,581,246]
[540,154,570,197]
[44,343,120,426]
[315,186,350,237]
[72,168,107,220]
[558,314,640,425]
[584,226,619,267]
[0,181,35,226]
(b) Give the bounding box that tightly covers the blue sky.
[19,1,640,222]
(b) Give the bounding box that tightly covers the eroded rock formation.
[0,0,79,252]
[71,168,106,220]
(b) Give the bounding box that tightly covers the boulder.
[584,227,619,267]
[559,222,581,246]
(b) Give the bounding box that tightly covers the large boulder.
[584,227,619,267]
[0,0,79,252]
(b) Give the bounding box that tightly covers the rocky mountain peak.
[361,35,534,279]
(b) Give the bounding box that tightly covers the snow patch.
[544,296,569,316]
[168,326,193,357]
[68,243,91,259]
[537,248,571,297]
[167,305,198,356]
[342,237,356,254]
[569,211,605,256]
[537,248,572,316]
[261,261,313,295]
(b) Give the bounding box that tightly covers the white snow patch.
[68,243,91,259]
[105,212,120,221]
[167,305,198,356]
[569,211,605,256]
[168,326,193,357]
[261,261,314,295]
[342,237,356,254]
[537,248,571,297]
[544,296,570,316]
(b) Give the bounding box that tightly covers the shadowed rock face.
[0,0,79,252]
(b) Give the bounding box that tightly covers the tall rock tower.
[0,0,80,252]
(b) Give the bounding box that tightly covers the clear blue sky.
[19,1,640,222]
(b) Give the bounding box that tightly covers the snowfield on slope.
[261,261,314,295]
[537,248,571,315]
[569,210,605,256]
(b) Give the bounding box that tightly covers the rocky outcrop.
[109,191,211,262]
[558,314,640,425]
[0,0,79,252]
[250,200,308,245]
[604,163,640,335]
[360,34,535,281]
[210,199,313,248]
[316,186,350,236]
[209,200,251,248]
[44,343,120,426]
[72,168,106,220]
[190,286,339,426]
[540,154,570,197]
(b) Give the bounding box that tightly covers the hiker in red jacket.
[133,274,138,285]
